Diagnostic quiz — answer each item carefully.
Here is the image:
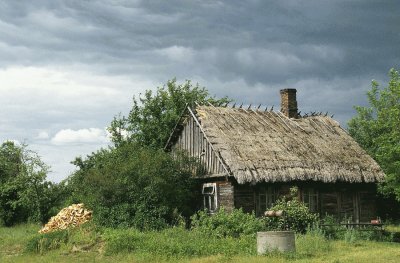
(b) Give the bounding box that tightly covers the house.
[165,89,385,222]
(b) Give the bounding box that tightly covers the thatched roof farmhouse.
[166,89,385,222]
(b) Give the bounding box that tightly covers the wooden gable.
[166,107,229,177]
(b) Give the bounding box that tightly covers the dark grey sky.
[1,0,399,181]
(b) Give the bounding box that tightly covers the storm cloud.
[1,0,399,181]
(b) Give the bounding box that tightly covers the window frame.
[257,186,277,216]
[302,188,319,213]
[202,183,218,213]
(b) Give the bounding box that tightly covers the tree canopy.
[0,141,62,226]
[348,68,400,200]
[108,79,231,148]
[66,79,231,228]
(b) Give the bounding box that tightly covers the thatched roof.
[193,106,385,184]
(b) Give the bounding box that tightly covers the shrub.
[66,143,200,230]
[190,208,264,238]
[263,187,318,233]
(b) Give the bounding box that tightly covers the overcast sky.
[1,0,399,182]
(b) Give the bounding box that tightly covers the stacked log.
[39,203,92,234]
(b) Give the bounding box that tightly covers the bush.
[263,187,318,233]
[190,208,264,238]
[66,143,200,230]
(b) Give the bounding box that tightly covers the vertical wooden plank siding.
[359,192,377,222]
[231,183,376,223]
[234,184,256,213]
[171,116,225,175]
[218,181,235,212]
[320,192,339,216]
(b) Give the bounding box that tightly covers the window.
[257,187,277,216]
[302,188,318,212]
[202,183,217,213]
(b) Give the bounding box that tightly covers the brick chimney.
[280,89,298,118]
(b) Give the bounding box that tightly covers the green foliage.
[107,79,231,148]
[0,141,63,226]
[348,68,400,200]
[104,227,256,258]
[318,215,392,242]
[104,229,139,254]
[25,230,69,254]
[190,208,264,238]
[263,187,318,233]
[2,223,398,262]
[296,228,332,257]
[66,142,199,229]
[341,228,391,243]
[64,79,232,229]
[319,214,343,239]
[25,222,102,254]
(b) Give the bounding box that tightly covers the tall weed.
[296,228,332,257]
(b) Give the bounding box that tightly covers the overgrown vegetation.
[189,190,318,237]
[0,142,65,226]
[104,227,255,258]
[190,208,264,238]
[24,222,102,255]
[263,187,319,233]
[25,229,69,254]
[1,223,399,263]
[348,68,400,201]
[62,80,230,229]
[66,143,199,229]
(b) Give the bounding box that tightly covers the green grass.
[1,224,400,262]
[386,224,400,232]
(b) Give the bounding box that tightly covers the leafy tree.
[0,141,61,225]
[66,142,199,229]
[0,141,24,225]
[67,79,231,228]
[348,68,400,200]
[108,79,231,148]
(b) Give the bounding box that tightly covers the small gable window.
[202,183,217,213]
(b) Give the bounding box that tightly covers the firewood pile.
[39,203,92,234]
